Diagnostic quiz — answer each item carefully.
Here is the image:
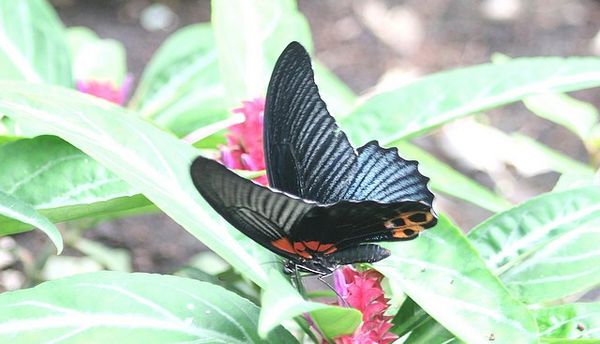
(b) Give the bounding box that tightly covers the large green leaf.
[393,140,512,212]
[376,216,538,343]
[500,217,600,304]
[0,189,62,253]
[0,81,358,338]
[541,339,600,344]
[211,0,312,106]
[342,57,600,144]
[0,81,270,284]
[0,0,71,86]
[0,135,149,233]
[0,271,296,343]
[403,318,457,344]
[535,303,600,339]
[391,297,430,338]
[130,24,228,137]
[468,187,600,303]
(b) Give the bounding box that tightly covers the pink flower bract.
[76,74,133,105]
[333,267,398,344]
[220,98,268,185]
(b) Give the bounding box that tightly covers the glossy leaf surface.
[0,271,296,343]
[0,0,71,85]
[342,57,600,144]
[376,216,538,343]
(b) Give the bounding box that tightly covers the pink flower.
[219,98,268,185]
[332,267,398,344]
[76,74,133,105]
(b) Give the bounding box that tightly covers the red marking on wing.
[271,237,315,259]
[304,241,320,251]
[294,242,306,251]
[324,246,338,254]
[271,237,295,254]
[318,243,334,252]
[297,251,312,259]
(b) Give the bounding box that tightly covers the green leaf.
[342,57,600,144]
[130,24,229,137]
[393,140,512,212]
[376,216,538,343]
[524,93,599,141]
[211,0,312,106]
[0,271,296,343]
[259,270,361,339]
[535,303,600,339]
[0,136,150,233]
[0,189,62,253]
[403,318,458,344]
[391,297,430,338]
[541,339,600,344]
[468,187,600,303]
[0,81,292,300]
[67,27,127,85]
[0,0,72,86]
[500,217,600,304]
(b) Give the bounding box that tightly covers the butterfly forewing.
[190,156,315,259]
[264,42,357,204]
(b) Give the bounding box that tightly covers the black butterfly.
[190,42,437,275]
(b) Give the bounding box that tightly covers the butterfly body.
[190,42,437,275]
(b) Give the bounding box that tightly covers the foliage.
[0,0,598,343]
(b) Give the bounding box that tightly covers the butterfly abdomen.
[327,244,391,265]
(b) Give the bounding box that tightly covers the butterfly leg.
[317,272,349,307]
[292,263,307,298]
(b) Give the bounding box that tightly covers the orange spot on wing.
[392,230,407,238]
[271,237,295,254]
[392,227,421,238]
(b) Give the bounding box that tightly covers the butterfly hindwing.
[190,156,315,259]
[291,200,437,253]
[344,141,434,205]
[264,42,357,204]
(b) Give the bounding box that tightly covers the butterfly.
[190,41,437,275]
